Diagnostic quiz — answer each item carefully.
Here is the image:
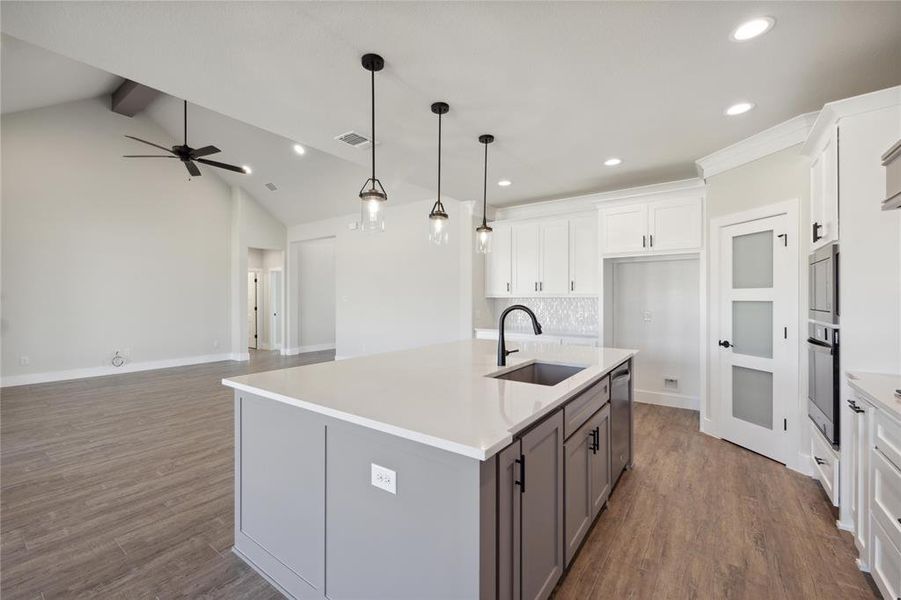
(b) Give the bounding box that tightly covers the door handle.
[718,340,732,348]
[814,456,825,465]
[514,455,525,493]
[812,221,823,243]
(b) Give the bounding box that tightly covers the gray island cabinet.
[223,340,634,600]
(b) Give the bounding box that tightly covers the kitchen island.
[223,339,635,600]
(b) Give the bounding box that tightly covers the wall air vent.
[334,131,372,148]
[265,182,278,191]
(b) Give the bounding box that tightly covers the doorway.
[710,201,799,464]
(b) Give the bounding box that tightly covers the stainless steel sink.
[490,362,586,386]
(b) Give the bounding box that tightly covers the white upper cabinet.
[601,197,702,256]
[810,127,839,250]
[540,220,570,295]
[486,215,599,298]
[648,198,703,252]
[512,222,541,295]
[569,215,598,295]
[486,223,512,296]
[600,204,647,254]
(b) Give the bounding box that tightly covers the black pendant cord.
[370,69,376,181]
[436,111,442,208]
[482,141,489,227]
[183,100,187,146]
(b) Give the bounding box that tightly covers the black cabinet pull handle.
[570,281,574,292]
[814,456,825,465]
[514,455,525,493]
[649,234,654,247]
[642,235,646,248]
[589,428,599,454]
[812,221,823,243]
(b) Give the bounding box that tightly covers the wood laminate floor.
[1,355,877,599]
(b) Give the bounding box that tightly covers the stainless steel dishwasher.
[610,363,632,486]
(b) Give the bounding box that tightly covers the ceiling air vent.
[265,182,278,191]
[334,131,371,148]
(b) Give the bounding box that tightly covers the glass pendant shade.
[476,224,493,254]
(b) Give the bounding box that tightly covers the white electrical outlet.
[18,356,29,366]
[643,310,652,322]
[371,463,396,495]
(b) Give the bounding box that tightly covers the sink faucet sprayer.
[497,304,543,367]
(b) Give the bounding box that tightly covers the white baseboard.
[634,388,699,411]
[1,352,237,388]
[232,352,250,362]
[283,343,336,356]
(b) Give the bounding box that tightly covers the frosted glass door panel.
[732,301,773,358]
[732,366,773,430]
[732,231,773,289]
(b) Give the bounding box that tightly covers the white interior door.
[269,270,283,350]
[716,213,796,464]
[247,271,258,349]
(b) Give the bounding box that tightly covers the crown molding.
[803,85,901,156]
[695,111,819,179]
[494,178,704,221]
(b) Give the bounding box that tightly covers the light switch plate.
[371,463,396,495]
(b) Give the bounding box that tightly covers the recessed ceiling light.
[242,165,253,174]
[724,102,755,116]
[293,143,305,155]
[498,180,512,187]
[604,158,622,166]
[731,17,775,42]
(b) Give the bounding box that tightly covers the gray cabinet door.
[589,404,612,520]
[564,417,593,566]
[497,441,521,600]
[521,411,564,600]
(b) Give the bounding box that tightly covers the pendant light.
[358,53,387,232]
[476,134,494,254]
[428,102,450,245]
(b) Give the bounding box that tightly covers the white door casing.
[711,205,799,465]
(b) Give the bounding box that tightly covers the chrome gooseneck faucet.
[497,304,543,366]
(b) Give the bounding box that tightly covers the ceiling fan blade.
[196,158,246,174]
[122,155,176,158]
[124,135,173,153]
[185,160,202,177]
[190,145,220,158]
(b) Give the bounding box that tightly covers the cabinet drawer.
[810,420,839,506]
[871,517,901,600]
[875,409,901,474]
[872,448,901,552]
[564,376,609,440]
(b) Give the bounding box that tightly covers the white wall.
[287,198,472,359]
[704,144,810,473]
[1,98,234,384]
[608,258,700,409]
[288,237,336,352]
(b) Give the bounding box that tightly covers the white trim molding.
[634,389,699,411]
[494,178,704,222]
[283,344,336,356]
[1,352,238,388]
[803,85,901,157]
[696,111,819,179]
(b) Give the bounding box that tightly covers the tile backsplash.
[492,297,599,336]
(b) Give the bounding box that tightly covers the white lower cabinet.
[850,395,873,567]
[872,517,901,600]
[810,419,840,506]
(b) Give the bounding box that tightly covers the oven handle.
[806,337,834,354]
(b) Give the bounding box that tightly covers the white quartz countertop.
[223,340,635,460]
[848,371,901,417]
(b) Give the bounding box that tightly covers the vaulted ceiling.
[3,1,900,224]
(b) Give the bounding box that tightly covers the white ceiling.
[0,34,122,115]
[2,2,900,215]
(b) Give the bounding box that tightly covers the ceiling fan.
[123,100,247,177]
